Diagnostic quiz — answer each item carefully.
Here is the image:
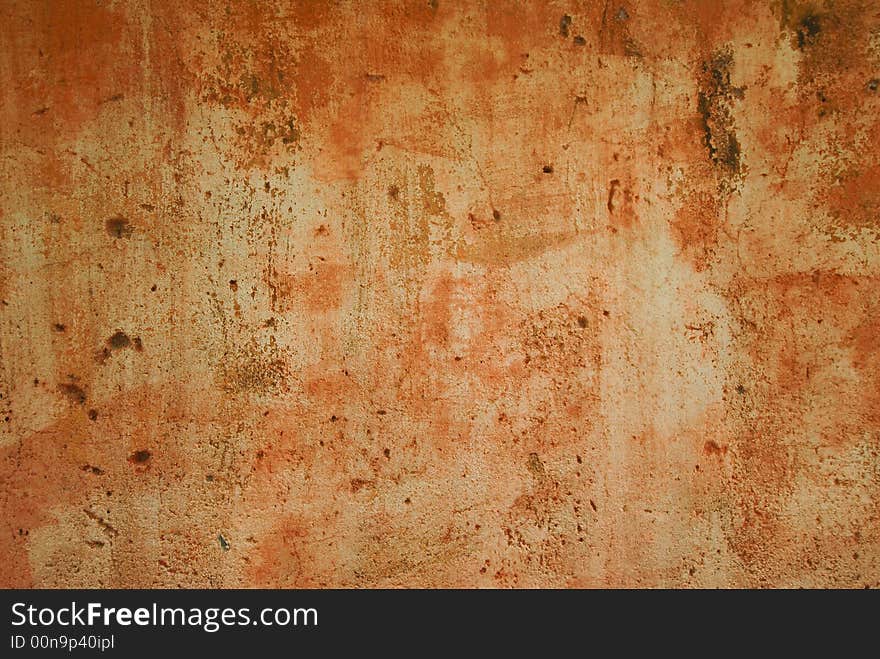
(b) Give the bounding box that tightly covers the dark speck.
[218,533,230,551]
[59,383,86,405]
[577,316,588,328]
[108,331,131,349]
[88,409,98,421]
[542,165,554,174]
[52,323,66,332]
[129,449,151,464]
[105,216,132,239]
[492,209,501,221]
[559,14,572,38]
[573,35,586,46]
[527,452,545,478]
[867,79,879,92]
[735,384,746,395]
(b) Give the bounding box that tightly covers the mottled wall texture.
[1,0,878,589]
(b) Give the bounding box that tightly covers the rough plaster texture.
[1,0,879,588]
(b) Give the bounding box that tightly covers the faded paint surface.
[1,0,879,588]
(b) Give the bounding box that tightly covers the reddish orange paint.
[1,0,878,588]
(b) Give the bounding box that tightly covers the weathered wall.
[1,0,878,588]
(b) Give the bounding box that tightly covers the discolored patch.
[696,47,744,192]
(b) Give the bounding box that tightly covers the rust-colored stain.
[1,0,878,588]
